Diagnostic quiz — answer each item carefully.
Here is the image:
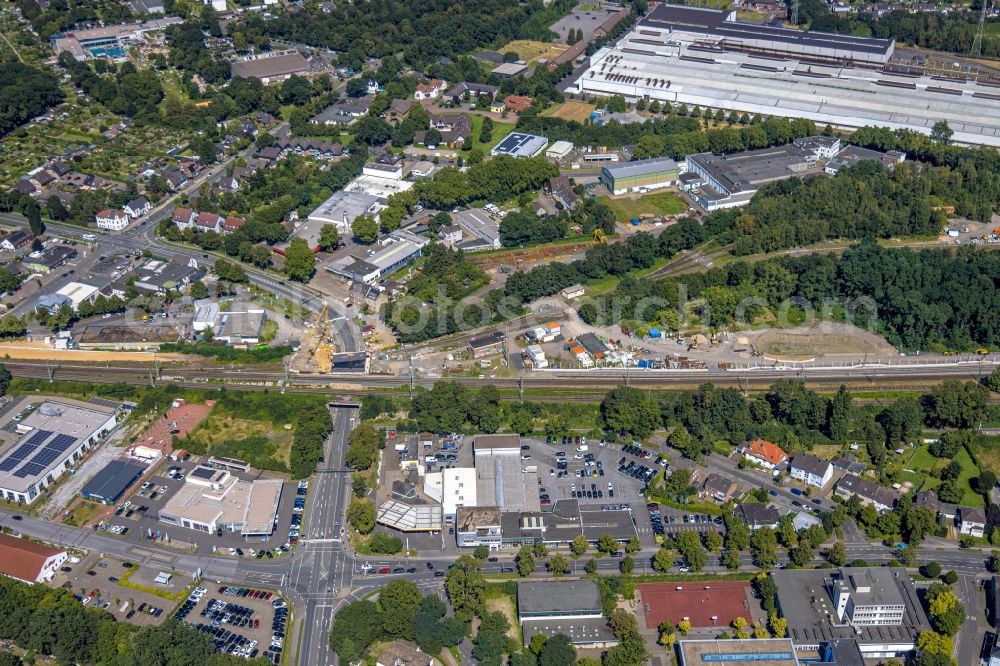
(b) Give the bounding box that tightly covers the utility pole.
[791,0,799,26]
[972,0,989,58]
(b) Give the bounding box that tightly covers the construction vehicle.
[594,228,607,244]
[313,302,334,373]
[977,348,989,355]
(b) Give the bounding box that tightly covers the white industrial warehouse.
[567,5,1000,147]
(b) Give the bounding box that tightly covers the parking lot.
[172,584,289,665]
[48,552,187,625]
[98,457,304,557]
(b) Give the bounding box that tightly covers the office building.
[676,639,799,666]
[773,567,930,659]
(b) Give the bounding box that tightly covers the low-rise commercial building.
[491,132,548,158]
[304,190,383,236]
[600,157,678,195]
[0,398,121,505]
[468,331,506,358]
[81,459,145,504]
[231,52,311,84]
[734,503,779,530]
[456,209,500,249]
[95,209,131,231]
[676,639,799,666]
[158,466,283,536]
[518,580,615,648]
[682,145,816,210]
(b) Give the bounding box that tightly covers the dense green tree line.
[405,243,488,303]
[414,155,558,210]
[795,0,1000,58]
[329,580,467,662]
[0,62,64,136]
[515,111,816,158]
[260,0,566,70]
[0,576,263,666]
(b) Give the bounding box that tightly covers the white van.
[576,445,588,452]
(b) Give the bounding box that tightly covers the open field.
[549,100,596,123]
[184,413,295,469]
[974,438,1000,474]
[754,324,898,358]
[0,342,182,362]
[598,192,687,222]
[499,40,568,65]
[64,499,106,527]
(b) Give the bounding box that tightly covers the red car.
[540,499,551,505]
[378,567,390,574]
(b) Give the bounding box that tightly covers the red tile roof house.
[194,212,221,233]
[0,533,68,583]
[224,216,247,233]
[504,95,534,112]
[742,438,788,470]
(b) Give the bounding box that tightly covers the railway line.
[4,358,995,400]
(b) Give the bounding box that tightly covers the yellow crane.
[593,228,607,244]
[314,302,334,373]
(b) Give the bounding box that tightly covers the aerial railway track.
[2,359,994,402]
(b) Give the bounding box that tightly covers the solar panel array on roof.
[0,430,54,472]
[189,466,215,479]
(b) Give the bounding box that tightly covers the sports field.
[550,100,596,123]
[500,40,568,65]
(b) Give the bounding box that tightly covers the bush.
[369,532,403,554]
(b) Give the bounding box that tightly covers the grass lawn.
[547,100,597,123]
[599,192,688,222]
[974,437,1000,474]
[905,445,983,507]
[470,114,516,153]
[64,500,105,527]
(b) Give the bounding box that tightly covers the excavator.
[593,228,607,244]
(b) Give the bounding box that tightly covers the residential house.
[548,175,581,211]
[835,475,900,512]
[95,209,131,231]
[958,506,987,538]
[439,224,463,246]
[223,216,247,233]
[700,473,737,502]
[124,196,151,218]
[444,82,498,104]
[217,175,239,193]
[11,180,37,196]
[257,146,282,161]
[161,166,188,190]
[743,438,788,470]
[311,97,372,126]
[416,114,472,146]
[735,503,780,530]
[172,207,197,230]
[913,489,958,521]
[23,245,76,274]
[194,212,222,234]
[504,95,533,112]
[1,230,34,252]
[414,79,447,100]
[789,452,833,488]
[384,98,414,123]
